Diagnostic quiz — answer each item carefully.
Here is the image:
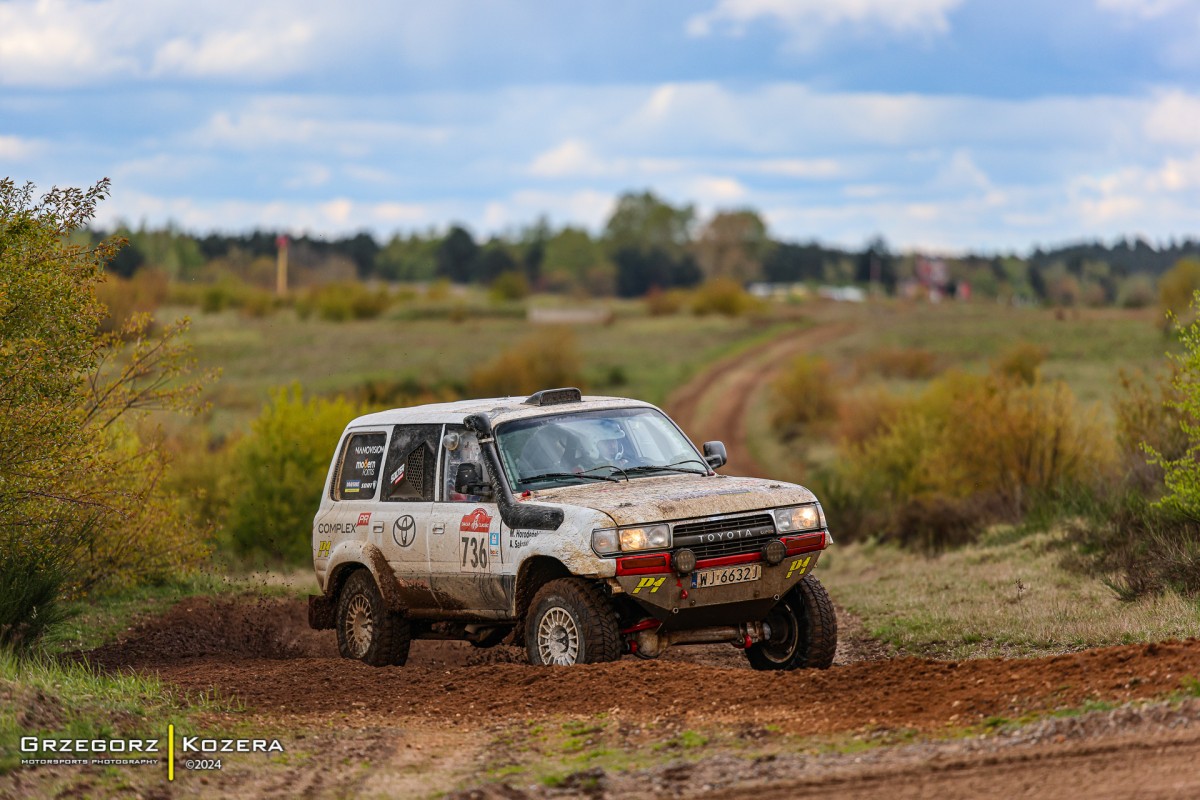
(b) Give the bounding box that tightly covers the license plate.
[691,563,762,588]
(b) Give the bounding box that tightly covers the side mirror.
[703,441,727,469]
[454,462,494,498]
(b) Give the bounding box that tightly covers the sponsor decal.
[360,481,377,492]
[393,515,417,548]
[357,512,372,527]
[317,522,356,535]
[317,541,331,558]
[786,556,812,579]
[354,445,384,455]
[344,480,360,494]
[632,576,666,594]
[390,463,406,486]
[459,508,492,533]
[488,530,501,560]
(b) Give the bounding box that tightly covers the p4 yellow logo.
[317,541,331,558]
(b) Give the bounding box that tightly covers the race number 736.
[461,536,489,569]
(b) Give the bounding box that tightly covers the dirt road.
[64,595,1200,799]
[666,320,851,477]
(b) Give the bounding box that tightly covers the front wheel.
[525,579,621,666]
[335,569,411,667]
[745,575,838,671]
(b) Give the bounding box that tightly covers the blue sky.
[1,0,1198,252]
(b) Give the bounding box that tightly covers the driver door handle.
[432,522,446,535]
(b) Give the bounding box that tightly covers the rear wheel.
[745,575,837,671]
[526,578,621,666]
[336,569,411,667]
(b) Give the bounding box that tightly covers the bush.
[226,386,360,564]
[770,355,838,432]
[294,282,391,321]
[828,370,1112,546]
[992,341,1047,385]
[834,387,906,446]
[95,269,168,333]
[468,328,585,397]
[0,542,71,649]
[1064,494,1200,601]
[854,347,939,380]
[1114,367,1187,493]
[490,271,529,302]
[691,278,757,317]
[645,287,689,316]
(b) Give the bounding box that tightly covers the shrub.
[855,347,939,380]
[828,370,1112,546]
[1114,367,1187,493]
[1147,292,1200,518]
[0,540,71,649]
[1063,494,1200,601]
[770,355,838,432]
[490,271,530,302]
[295,282,391,322]
[226,386,360,564]
[468,328,585,397]
[95,269,168,333]
[645,287,689,316]
[991,341,1047,385]
[833,387,906,446]
[691,278,757,317]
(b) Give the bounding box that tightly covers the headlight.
[594,524,671,554]
[592,528,620,555]
[619,524,670,552]
[774,504,824,532]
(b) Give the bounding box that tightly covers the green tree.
[604,191,694,258]
[0,179,209,647]
[1150,291,1200,517]
[1158,258,1200,328]
[693,209,768,283]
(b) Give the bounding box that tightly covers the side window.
[335,432,387,501]
[382,424,441,502]
[442,426,487,503]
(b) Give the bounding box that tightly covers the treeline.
[93,190,1200,305]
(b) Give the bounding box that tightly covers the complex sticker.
[393,515,417,548]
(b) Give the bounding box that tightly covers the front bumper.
[612,533,825,631]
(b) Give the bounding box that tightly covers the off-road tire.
[745,575,837,671]
[335,569,411,667]
[525,578,621,666]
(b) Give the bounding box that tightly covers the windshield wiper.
[517,471,621,486]
[623,459,710,477]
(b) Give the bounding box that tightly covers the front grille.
[672,513,776,560]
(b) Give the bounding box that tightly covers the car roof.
[345,394,661,430]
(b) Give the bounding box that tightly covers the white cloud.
[1144,90,1200,147]
[0,135,44,160]
[152,19,315,79]
[687,0,964,49]
[1096,0,1192,18]
[529,139,606,178]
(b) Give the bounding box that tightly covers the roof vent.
[523,387,583,406]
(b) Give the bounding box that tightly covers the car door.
[426,425,513,614]
[314,427,389,562]
[373,423,442,610]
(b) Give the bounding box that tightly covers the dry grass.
[820,529,1200,660]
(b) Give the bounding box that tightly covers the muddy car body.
[309,388,837,669]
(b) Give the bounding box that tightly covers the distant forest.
[93,190,1200,307]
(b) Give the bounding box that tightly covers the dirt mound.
[83,595,339,667]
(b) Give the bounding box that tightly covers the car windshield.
[496,407,707,491]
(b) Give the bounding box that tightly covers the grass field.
[171,304,793,437]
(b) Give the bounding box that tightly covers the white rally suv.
[309,388,837,670]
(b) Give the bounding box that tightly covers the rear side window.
[382,424,441,502]
[335,432,387,500]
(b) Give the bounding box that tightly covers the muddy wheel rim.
[761,603,799,663]
[537,607,580,665]
[346,594,373,657]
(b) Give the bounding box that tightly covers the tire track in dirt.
[85,597,1200,738]
[666,321,852,478]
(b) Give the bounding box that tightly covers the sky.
[1,0,1199,253]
